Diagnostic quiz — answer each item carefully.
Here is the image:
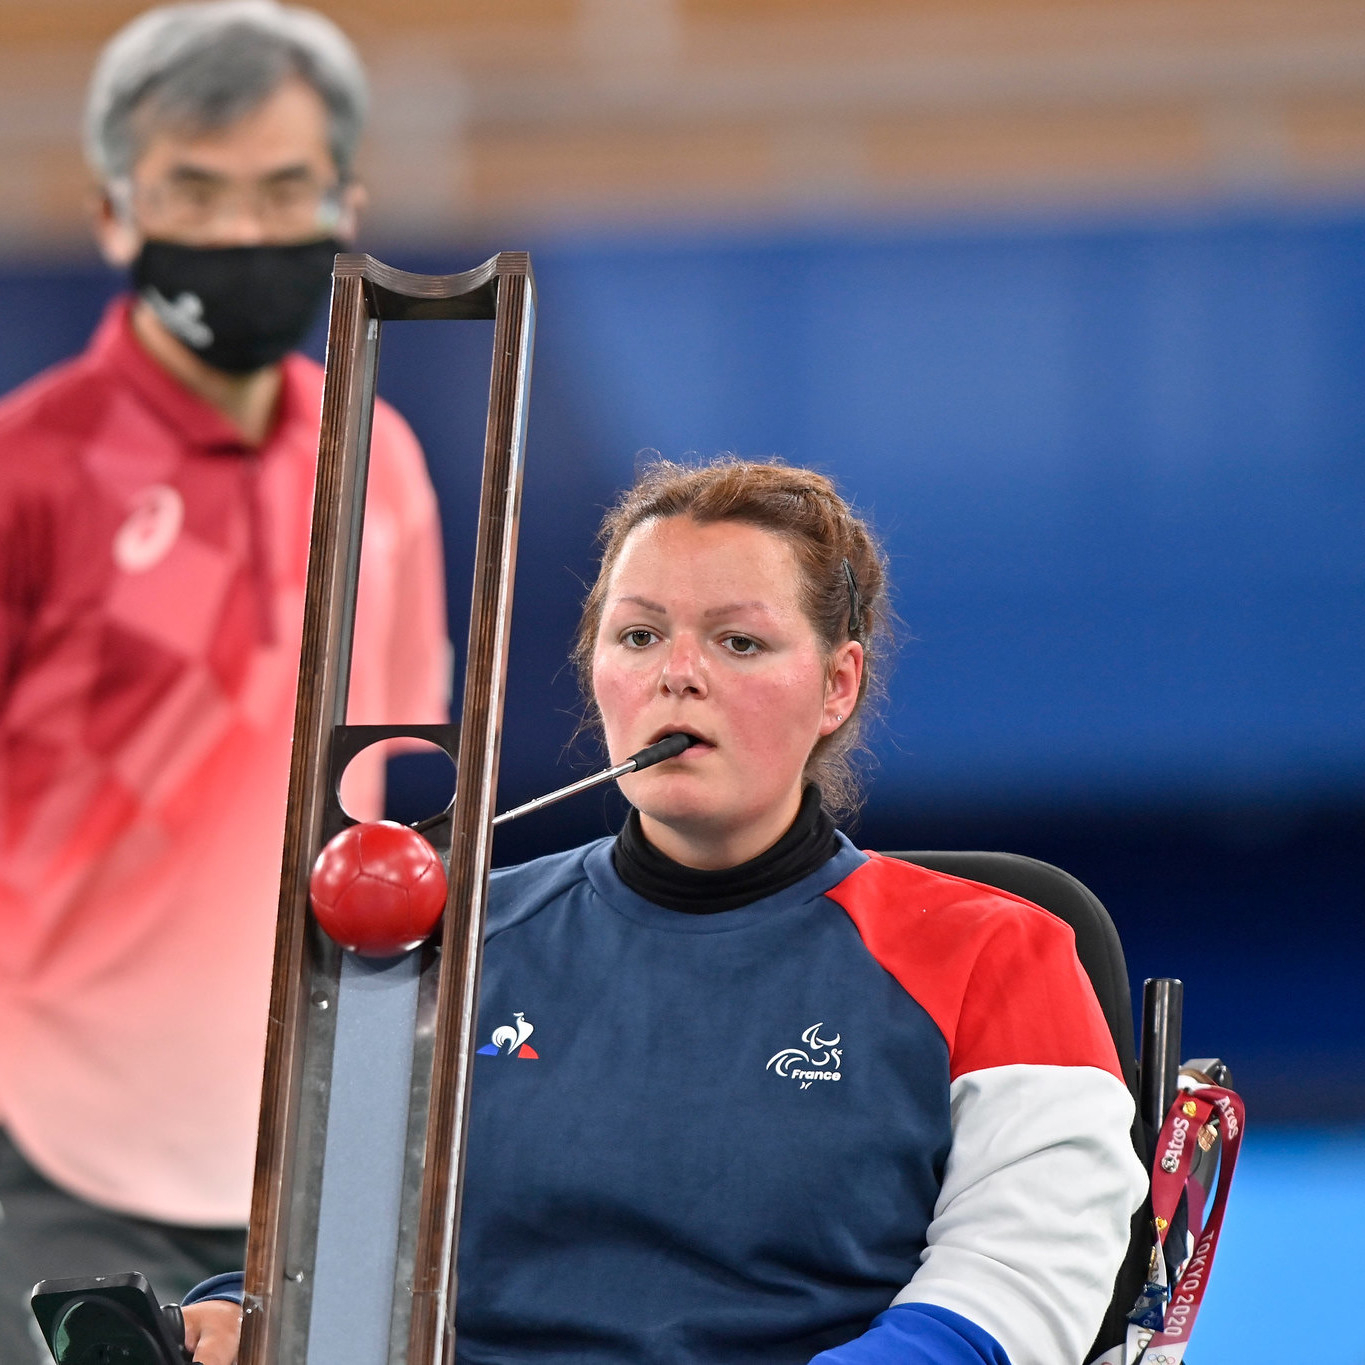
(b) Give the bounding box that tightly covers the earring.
[835,714,844,723]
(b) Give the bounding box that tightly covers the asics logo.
[766,1023,842,1089]
[113,485,184,573]
[145,288,214,350]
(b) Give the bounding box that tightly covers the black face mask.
[132,237,341,374]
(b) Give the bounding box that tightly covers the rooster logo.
[766,1023,843,1089]
[477,1011,538,1058]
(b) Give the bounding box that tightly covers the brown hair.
[573,457,889,816]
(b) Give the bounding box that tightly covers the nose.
[659,635,707,697]
[206,204,271,247]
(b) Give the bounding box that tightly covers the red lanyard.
[1128,1082,1245,1364]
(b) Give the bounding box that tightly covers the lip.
[646,726,714,751]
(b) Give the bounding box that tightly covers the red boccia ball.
[308,820,448,957]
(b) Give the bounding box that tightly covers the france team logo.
[766,1023,842,1089]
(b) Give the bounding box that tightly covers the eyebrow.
[612,594,667,614]
[164,161,318,186]
[703,601,771,619]
[165,165,230,185]
[260,163,319,185]
[609,595,772,619]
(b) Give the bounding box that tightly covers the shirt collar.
[612,784,840,914]
[584,831,867,935]
[90,296,312,455]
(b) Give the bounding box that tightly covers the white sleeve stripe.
[891,1064,1149,1365]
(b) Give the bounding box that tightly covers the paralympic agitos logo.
[766,1023,843,1090]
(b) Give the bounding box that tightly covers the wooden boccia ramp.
[238,252,536,1365]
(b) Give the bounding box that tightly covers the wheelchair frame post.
[1139,977,1184,1135]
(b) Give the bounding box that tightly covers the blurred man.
[0,2,450,1356]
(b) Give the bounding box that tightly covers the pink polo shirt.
[0,301,450,1224]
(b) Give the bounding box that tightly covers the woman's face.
[592,515,862,869]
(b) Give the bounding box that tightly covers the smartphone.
[29,1271,191,1365]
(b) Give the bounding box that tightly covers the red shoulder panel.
[826,853,1122,1081]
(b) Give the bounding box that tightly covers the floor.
[1186,1126,1364,1361]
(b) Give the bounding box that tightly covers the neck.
[637,785,804,870]
[131,299,282,446]
[614,786,838,914]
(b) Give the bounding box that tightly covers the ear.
[333,181,367,244]
[819,640,863,736]
[91,187,140,267]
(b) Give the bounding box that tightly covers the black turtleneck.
[612,785,839,913]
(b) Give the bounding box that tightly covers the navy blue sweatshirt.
[191,813,1144,1365]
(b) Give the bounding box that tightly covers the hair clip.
[841,557,863,637]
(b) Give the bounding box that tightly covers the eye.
[722,634,762,656]
[621,628,657,649]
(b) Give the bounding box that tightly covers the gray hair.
[85,0,369,183]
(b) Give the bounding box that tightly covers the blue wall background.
[3,210,1362,1127]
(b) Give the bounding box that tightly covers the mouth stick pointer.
[491,732,696,826]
